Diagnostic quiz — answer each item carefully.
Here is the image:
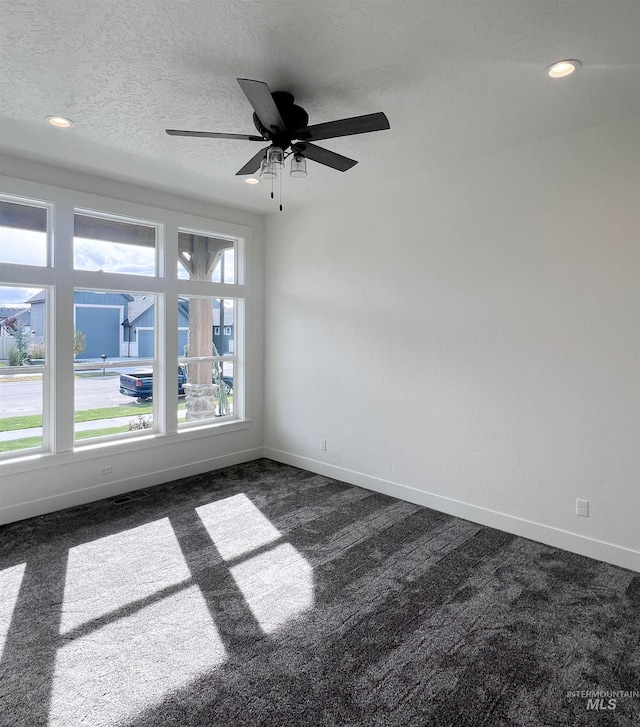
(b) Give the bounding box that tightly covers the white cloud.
[0,286,43,307]
[0,228,47,266]
[74,238,156,276]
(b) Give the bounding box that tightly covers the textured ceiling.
[1,0,639,214]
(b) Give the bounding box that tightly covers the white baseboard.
[264,447,640,573]
[0,447,264,525]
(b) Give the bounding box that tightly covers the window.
[0,196,51,456]
[0,188,247,463]
[73,290,158,444]
[0,286,48,454]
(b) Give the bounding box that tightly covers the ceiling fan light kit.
[166,77,390,210]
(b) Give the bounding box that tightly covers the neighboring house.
[26,291,233,359]
[24,291,45,345]
[122,296,190,358]
[28,290,133,358]
[213,300,235,355]
[75,291,134,358]
[123,296,234,358]
[121,295,159,358]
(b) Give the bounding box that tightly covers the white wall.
[0,155,265,523]
[264,117,640,572]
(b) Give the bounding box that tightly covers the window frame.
[0,179,250,464]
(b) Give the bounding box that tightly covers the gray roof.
[125,295,155,325]
[25,290,45,303]
[0,307,31,325]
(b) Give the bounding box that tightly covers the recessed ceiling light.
[245,177,260,185]
[546,60,581,78]
[46,115,74,128]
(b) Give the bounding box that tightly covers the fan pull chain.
[279,168,283,212]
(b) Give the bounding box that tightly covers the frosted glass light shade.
[290,153,307,178]
[266,146,284,169]
[260,160,277,180]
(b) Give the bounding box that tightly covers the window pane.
[179,298,234,358]
[0,372,43,453]
[0,286,47,454]
[177,231,235,283]
[181,361,234,421]
[178,296,235,425]
[74,364,155,442]
[0,200,47,266]
[74,290,156,443]
[74,213,156,276]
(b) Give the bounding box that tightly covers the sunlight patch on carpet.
[60,518,191,634]
[196,493,282,560]
[0,563,26,661]
[49,585,226,727]
[230,543,314,634]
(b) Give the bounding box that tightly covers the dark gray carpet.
[1,458,638,727]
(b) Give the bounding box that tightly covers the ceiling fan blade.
[296,142,357,172]
[298,112,390,142]
[237,78,286,134]
[166,129,264,141]
[235,146,269,175]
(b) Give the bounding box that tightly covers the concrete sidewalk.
[0,411,187,442]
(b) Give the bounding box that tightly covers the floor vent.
[112,490,150,505]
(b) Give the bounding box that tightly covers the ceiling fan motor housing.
[253,91,309,147]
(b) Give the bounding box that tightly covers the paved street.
[1,375,129,415]
[1,362,225,442]
[0,374,189,442]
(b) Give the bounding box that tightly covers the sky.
[0,286,43,309]
[74,238,156,276]
[0,227,235,306]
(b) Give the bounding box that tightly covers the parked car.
[119,366,232,401]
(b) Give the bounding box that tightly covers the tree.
[2,315,29,363]
[74,329,86,358]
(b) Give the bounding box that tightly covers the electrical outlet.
[576,498,589,517]
[99,465,112,475]
[320,439,327,451]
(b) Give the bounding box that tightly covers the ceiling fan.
[166,78,390,177]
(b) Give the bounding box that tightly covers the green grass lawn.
[0,426,131,453]
[0,403,154,432]
[0,436,44,452]
[0,400,223,454]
